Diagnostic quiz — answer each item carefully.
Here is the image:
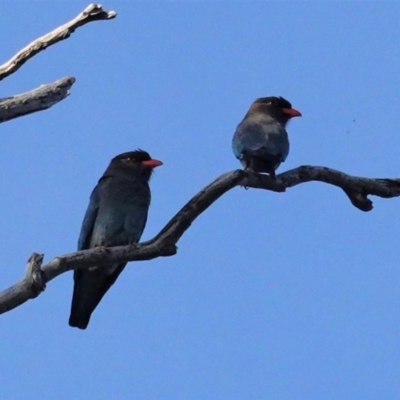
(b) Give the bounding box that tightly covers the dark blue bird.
[69,150,162,330]
[232,96,301,178]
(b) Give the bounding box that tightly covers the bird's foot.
[95,244,111,253]
[128,241,137,250]
[90,245,111,269]
[240,166,250,189]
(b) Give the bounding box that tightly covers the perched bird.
[232,96,301,178]
[69,150,162,330]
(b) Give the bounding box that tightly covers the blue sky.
[1,1,400,399]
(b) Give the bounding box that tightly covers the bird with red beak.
[232,96,301,178]
[69,149,162,329]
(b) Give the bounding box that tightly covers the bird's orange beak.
[282,107,302,118]
[141,159,163,168]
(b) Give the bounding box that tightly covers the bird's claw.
[96,245,111,253]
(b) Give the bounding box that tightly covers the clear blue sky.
[1,1,400,399]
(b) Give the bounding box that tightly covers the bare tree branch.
[0,4,116,122]
[242,166,400,212]
[0,77,75,123]
[1,166,399,315]
[0,4,116,81]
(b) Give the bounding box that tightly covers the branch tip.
[0,77,76,123]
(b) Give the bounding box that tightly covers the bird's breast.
[90,179,150,247]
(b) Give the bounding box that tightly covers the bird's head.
[110,149,163,181]
[250,96,302,126]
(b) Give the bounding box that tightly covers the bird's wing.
[77,179,105,251]
[233,120,289,161]
[70,176,115,330]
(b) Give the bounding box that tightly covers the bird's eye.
[265,101,272,106]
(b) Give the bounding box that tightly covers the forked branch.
[1,166,399,314]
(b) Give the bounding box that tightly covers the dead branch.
[0,4,116,122]
[0,77,75,122]
[1,166,399,315]
[0,4,116,81]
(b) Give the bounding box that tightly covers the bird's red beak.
[282,107,302,118]
[141,159,163,168]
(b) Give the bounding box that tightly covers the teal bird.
[232,96,301,178]
[69,150,162,329]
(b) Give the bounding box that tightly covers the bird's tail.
[69,263,126,330]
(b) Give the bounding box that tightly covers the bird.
[232,96,301,178]
[69,149,163,330]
